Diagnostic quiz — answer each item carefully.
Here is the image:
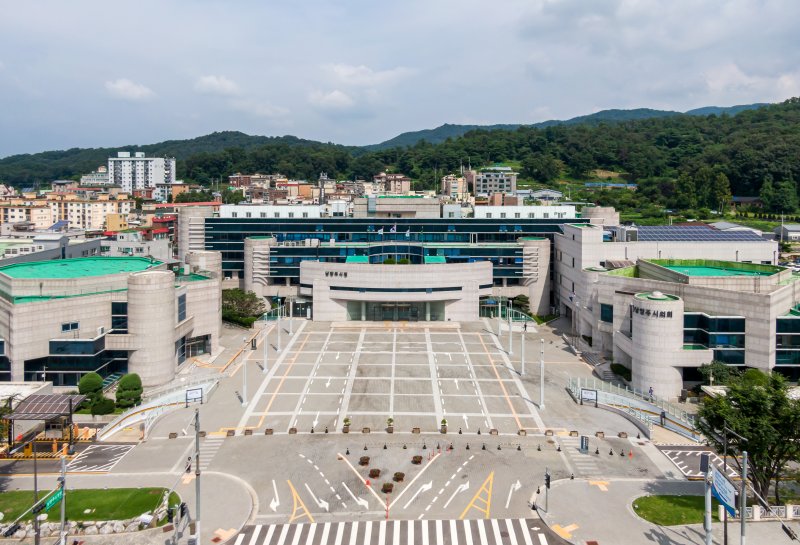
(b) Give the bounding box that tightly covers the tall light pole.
[241,337,248,406]
[507,300,513,355]
[722,425,747,545]
[741,450,748,545]
[539,338,545,410]
[277,303,282,352]
[497,298,502,337]
[262,325,269,374]
[194,409,201,545]
[288,297,293,335]
[520,323,525,376]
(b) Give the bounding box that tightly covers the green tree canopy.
[222,289,266,317]
[696,370,800,503]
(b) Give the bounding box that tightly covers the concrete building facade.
[108,152,176,196]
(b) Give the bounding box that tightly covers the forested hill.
[365,103,769,150]
[0,132,355,187]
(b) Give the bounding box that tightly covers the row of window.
[484,212,567,219]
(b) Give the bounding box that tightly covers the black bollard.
[465,444,470,450]
[497,444,502,450]
[620,449,625,457]
[595,447,599,455]
[423,443,427,450]
[537,444,541,451]
[364,444,368,451]
[459,427,462,435]
[570,473,574,480]
[517,444,522,451]
[311,428,314,434]
[482,443,486,450]
[383,444,387,450]
[477,429,481,435]
[557,444,561,452]
[325,426,329,434]
[609,448,614,455]
[403,444,407,449]
[346,448,350,455]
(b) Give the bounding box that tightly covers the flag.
[377,227,384,236]
[405,228,410,238]
[390,224,397,233]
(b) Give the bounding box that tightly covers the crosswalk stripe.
[262,524,276,545]
[377,521,385,545]
[290,523,302,545]
[348,521,359,545]
[477,519,488,545]
[333,522,345,545]
[248,524,262,545]
[275,524,290,545]
[305,523,317,545]
[364,521,373,545]
[449,519,459,545]
[421,519,429,545]
[519,519,534,545]
[392,520,400,544]
[408,518,414,544]
[490,518,503,544]
[463,519,473,545]
[506,518,519,545]
[538,533,549,545]
[318,521,330,545]
[233,533,246,545]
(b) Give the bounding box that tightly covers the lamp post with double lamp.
[277,303,282,353]
[262,324,269,374]
[720,425,748,545]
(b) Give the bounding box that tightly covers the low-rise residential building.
[100,230,173,262]
[47,194,134,231]
[469,166,517,196]
[0,204,53,229]
[775,224,800,242]
[353,196,441,219]
[80,166,110,186]
[373,173,412,194]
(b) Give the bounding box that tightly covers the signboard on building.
[580,388,598,407]
[712,465,737,516]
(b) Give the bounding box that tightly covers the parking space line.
[457,329,493,431]
[337,328,365,430]
[425,328,444,425]
[288,329,335,429]
[390,328,396,416]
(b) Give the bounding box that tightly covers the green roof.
[649,259,782,277]
[345,256,369,263]
[424,256,447,264]
[0,257,163,279]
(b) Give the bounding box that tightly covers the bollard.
[364,445,368,451]
[482,444,486,450]
[423,443,427,450]
[517,444,522,451]
[595,447,599,455]
[459,428,463,435]
[383,444,387,450]
[346,448,350,455]
[477,429,481,435]
[497,444,502,450]
[609,448,614,455]
[466,444,470,450]
[557,444,561,452]
[311,428,314,434]
[325,427,329,434]
[403,444,407,449]
[537,444,541,451]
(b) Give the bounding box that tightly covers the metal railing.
[568,376,697,426]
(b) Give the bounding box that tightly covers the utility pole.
[497,299,502,337]
[507,300,513,355]
[540,339,545,410]
[740,450,748,545]
[722,425,747,545]
[59,456,66,545]
[241,337,248,407]
[703,453,713,545]
[194,409,201,545]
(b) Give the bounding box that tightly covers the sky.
[1,0,799,157]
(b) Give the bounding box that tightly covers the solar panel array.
[9,393,86,420]
[637,226,765,242]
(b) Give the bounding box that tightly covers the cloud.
[229,98,289,118]
[308,89,356,110]
[327,64,413,87]
[104,78,154,101]
[194,75,240,96]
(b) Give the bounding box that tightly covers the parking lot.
[238,321,545,436]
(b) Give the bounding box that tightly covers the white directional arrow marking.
[463,414,469,427]
[342,482,369,509]
[443,481,469,508]
[454,378,459,390]
[269,480,280,512]
[403,481,433,510]
[304,483,330,512]
[336,352,340,360]
[325,377,331,388]
[505,479,522,509]
[313,412,319,428]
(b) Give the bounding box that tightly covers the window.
[302,212,309,218]
[528,213,535,218]
[61,322,79,333]
[274,213,280,218]
[448,212,455,218]
[486,213,492,218]
[260,212,266,218]
[500,213,506,219]
[543,213,549,219]
[600,304,613,323]
[178,294,187,322]
[515,213,520,218]
[245,212,252,218]
[288,212,294,218]
[231,212,238,218]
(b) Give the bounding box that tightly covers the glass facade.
[600,304,613,323]
[683,312,745,364]
[178,294,187,322]
[111,302,128,333]
[204,217,583,286]
[346,301,445,321]
[776,317,800,365]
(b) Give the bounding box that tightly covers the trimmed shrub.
[78,372,103,397]
[116,373,143,409]
[91,396,116,416]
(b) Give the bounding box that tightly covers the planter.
[381,483,394,494]
[368,468,381,479]
[411,455,422,465]
[393,472,405,482]
[387,426,394,434]
[440,426,447,434]
[359,456,370,466]
[342,426,350,434]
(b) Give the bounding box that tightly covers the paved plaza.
[236,321,546,436]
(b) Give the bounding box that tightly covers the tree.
[696,369,800,503]
[78,372,103,406]
[697,360,739,386]
[772,179,799,214]
[759,175,776,211]
[222,289,266,317]
[91,396,116,416]
[521,154,560,183]
[115,373,143,409]
[673,173,697,210]
[713,173,732,214]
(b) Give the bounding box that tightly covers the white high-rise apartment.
[108,152,176,194]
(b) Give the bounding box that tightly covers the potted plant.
[440,418,448,434]
[382,482,394,494]
[343,417,351,433]
[386,417,394,434]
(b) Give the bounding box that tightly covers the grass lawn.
[0,488,180,522]
[533,314,557,324]
[632,495,720,526]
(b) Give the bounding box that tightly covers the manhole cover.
[587,541,600,545]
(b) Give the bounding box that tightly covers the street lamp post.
[277,304,282,352]
[507,300,513,355]
[289,298,293,335]
[262,326,269,374]
[722,425,748,545]
[241,337,248,407]
[497,299,502,337]
[540,339,545,410]
[521,325,525,376]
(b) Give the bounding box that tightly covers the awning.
[8,394,85,421]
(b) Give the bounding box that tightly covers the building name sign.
[325,271,348,278]
[631,306,672,319]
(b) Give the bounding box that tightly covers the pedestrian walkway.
[559,436,601,477]
[198,434,225,470]
[234,518,558,545]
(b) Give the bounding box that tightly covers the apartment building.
[470,166,517,195]
[108,152,176,196]
[47,194,134,231]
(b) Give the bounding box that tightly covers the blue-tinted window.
[178,294,187,322]
[600,304,613,323]
[61,322,79,333]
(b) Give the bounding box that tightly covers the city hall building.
[554,222,791,398]
[0,253,221,386]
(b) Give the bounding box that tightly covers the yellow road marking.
[459,471,494,519]
[181,473,196,484]
[287,479,315,523]
[588,480,609,492]
[477,334,524,431]
[552,523,579,539]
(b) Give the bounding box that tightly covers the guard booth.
[5,394,85,455]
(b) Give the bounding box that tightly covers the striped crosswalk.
[198,435,225,470]
[560,436,601,477]
[235,518,556,545]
